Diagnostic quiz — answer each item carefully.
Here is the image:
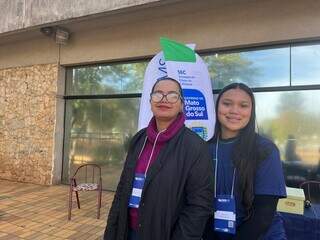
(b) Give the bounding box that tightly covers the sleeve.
[234,195,279,240]
[103,130,144,240]
[171,141,215,240]
[103,159,128,240]
[254,142,287,198]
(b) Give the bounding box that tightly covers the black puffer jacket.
[104,126,214,240]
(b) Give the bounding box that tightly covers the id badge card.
[128,173,145,208]
[213,195,236,234]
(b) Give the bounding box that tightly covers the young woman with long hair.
[203,83,287,240]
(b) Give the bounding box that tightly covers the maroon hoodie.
[129,113,185,230]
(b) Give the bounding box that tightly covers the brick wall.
[0,64,58,185]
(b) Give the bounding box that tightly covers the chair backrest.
[299,180,320,204]
[71,164,101,184]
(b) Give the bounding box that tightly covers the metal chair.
[68,163,102,220]
[299,180,320,207]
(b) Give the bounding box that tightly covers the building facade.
[0,0,320,190]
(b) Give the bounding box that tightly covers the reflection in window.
[203,47,290,89]
[65,61,148,95]
[255,90,320,189]
[63,98,139,190]
[292,44,320,85]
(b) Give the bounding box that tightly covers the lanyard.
[137,129,166,178]
[214,136,236,198]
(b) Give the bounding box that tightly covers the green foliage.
[203,53,260,88]
[68,62,148,95]
[260,92,320,145]
[65,62,147,167]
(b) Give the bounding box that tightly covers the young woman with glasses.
[104,77,214,240]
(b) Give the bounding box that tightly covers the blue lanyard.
[214,136,236,198]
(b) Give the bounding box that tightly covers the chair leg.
[68,185,73,220]
[75,191,80,209]
[97,189,102,219]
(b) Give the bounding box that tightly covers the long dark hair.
[212,83,269,217]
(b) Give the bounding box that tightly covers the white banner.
[138,51,215,141]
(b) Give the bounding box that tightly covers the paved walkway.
[0,179,114,240]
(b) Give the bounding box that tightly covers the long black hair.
[212,83,270,217]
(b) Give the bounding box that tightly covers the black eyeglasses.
[150,91,181,103]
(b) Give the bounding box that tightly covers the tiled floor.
[0,179,114,240]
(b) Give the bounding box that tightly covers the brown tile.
[0,179,113,240]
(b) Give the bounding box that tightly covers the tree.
[260,91,320,163]
[203,53,260,89]
[65,62,147,167]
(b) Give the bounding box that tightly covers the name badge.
[213,195,236,234]
[128,173,145,208]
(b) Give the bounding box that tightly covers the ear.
[180,104,184,113]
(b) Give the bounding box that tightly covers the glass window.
[291,44,320,85]
[255,90,320,190]
[63,98,140,190]
[62,42,320,197]
[203,47,290,89]
[65,61,148,95]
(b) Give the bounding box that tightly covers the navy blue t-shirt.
[211,135,287,238]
